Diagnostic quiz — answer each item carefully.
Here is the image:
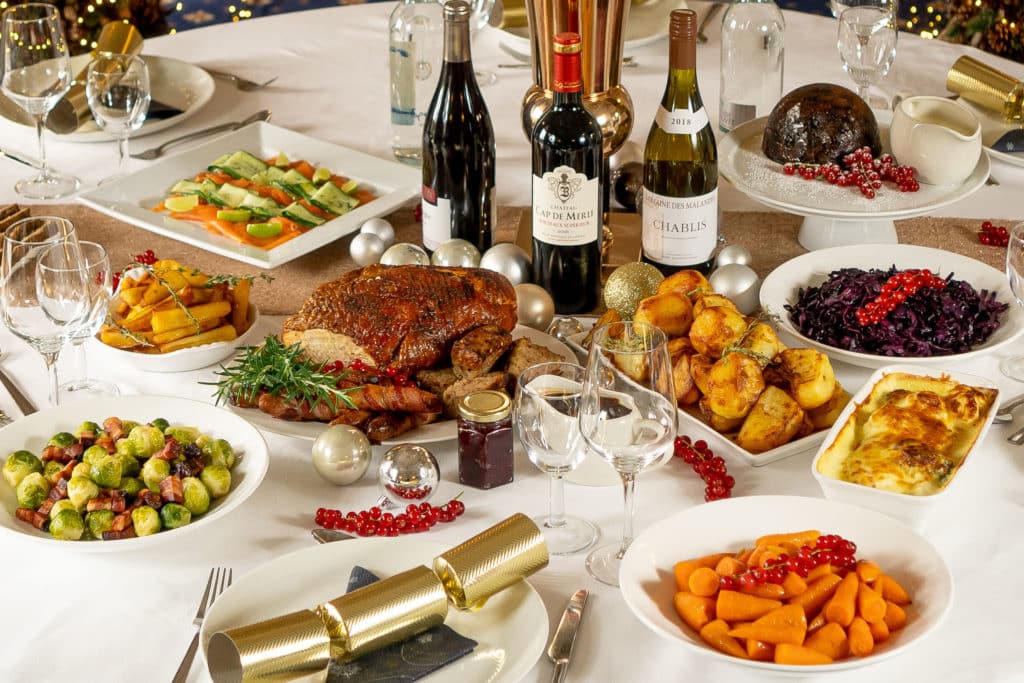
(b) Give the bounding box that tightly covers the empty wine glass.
[516,362,599,555]
[468,0,497,86]
[838,5,897,108]
[1,217,88,407]
[1000,223,1024,381]
[1,3,80,199]
[831,0,897,20]
[86,53,151,184]
[580,321,677,586]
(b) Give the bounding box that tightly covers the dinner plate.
[759,244,1024,369]
[0,55,214,143]
[0,395,268,551]
[200,537,548,683]
[619,495,954,675]
[77,121,421,269]
[718,111,990,220]
[228,325,577,444]
[956,97,1024,169]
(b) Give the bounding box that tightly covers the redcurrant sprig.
[111,249,159,292]
[719,534,859,590]
[978,221,1009,247]
[781,148,919,199]
[854,268,947,326]
[315,498,465,537]
[673,436,734,502]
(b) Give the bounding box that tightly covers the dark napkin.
[146,98,185,121]
[326,566,477,682]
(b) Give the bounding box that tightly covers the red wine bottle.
[421,0,495,253]
[530,32,603,314]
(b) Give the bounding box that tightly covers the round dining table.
[0,2,1022,682]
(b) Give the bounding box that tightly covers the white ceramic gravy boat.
[890,96,983,186]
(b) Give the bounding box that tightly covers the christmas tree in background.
[939,0,1023,62]
[4,0,170,55]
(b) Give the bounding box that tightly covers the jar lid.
[458,390,512,423]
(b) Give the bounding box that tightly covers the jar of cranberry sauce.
[457,390,514,489]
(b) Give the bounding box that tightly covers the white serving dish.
[810,364,998,529]
[619,495,954,675]
[0,395,269,551]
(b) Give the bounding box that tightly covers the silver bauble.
[709,264,761,315]
[547,316,584,342]
[380,242,430,266]
[360,217,396,249]
[431,238,481,267]
[311,425,372,486]
[608,140,642,180]
[715,244,754,269]
[479,242,531,285]
[515,283,555,330]
[377,444,440,508]
[349,232,385,267]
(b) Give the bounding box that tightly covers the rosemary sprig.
[203,335,359,411]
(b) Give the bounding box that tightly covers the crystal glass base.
[15,171,80,200]
[59,378,120,402]
[586,541,626,586]
[533,514,598,556]
[1001,356,1024,382]
[475,69,497,87]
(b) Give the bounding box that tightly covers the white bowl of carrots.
[619,495,953,674]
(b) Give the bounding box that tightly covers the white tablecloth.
[1,4,1023,683]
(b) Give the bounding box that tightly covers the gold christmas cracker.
[946,55,1024,123]
[316,566,449,664]
[206,609,331,683]
[432,513,549,611]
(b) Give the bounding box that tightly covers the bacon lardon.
[48,460,77,485]
[159,475,184,504]
[152,437,182,462]
[86,491,126,513]
[135,489,163,510]
[15,508,48,530]
[102,528,136,540]
[110,511,133,532]
[102,416,126,442]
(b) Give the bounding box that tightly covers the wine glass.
[58,241,119,399]
[86,53,151,184]
[580,321,677,586]
[516,362,599,555]
[838,5,898,108]
[831,0,897,20]
[1000,223,1024,381]
[468,0,497,86]
[1,217,89,407]
[1,3,80,199]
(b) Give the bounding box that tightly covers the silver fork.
[205,68,278,92]
[172,567,233,683]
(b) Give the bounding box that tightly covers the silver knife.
[0,147,39,169]
[0,367,36,416]
[311,528,355,544]
[548,588,589,683]
[991,128,1024,154]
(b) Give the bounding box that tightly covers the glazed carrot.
[869,617,890,643]
[291,160,317,179]
[788,573,842,618]
[807,611,827,635]
[876,574,912,606]
[715,556,746,577]
[855,560,882,584]
[674,554,731,592]
[804,622,849,660]
[673,592,716,632]
[774,643,833,665]
[805,564,834,582]
[740,582,787,600]
[848,616,874,657]
[699,619,749,659]
[745,638,773,661]
[823,573,859,627]
[755,530,821,549]
[689,567,722,597]
[716,590,782,622]
[735,547,754,564]
[728,604,807,646]
[856,580,887,624]
[781,572,809,599]
[883,601,907,631]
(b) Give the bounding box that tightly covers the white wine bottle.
[641,9,718,276]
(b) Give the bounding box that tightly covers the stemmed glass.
[1,217,89,407]
[580,321,677,586]
[58,241,119,399]
[468,0,497,86]
[838,4,898,108]
[1,3,80,199]
[1000,223,1024,381]
[86,53,151,184]
[830,0,897,20]
[516,362,599,555]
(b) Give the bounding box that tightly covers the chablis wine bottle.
[531,32,603,314]
[421,0,496,253]
[642,9,719,276]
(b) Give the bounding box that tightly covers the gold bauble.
[603,262,665,318]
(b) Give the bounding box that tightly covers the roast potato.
[698,396,745,433]
[705,352,765,420]
[736,386,806,453]
[778,348,837,410]
[656,269,712,299]
[690,354,715,395]
[583,308,622,346]
[633,290,694,338]
[807,382,852,430]
[672,349,696,405]
[689,306,748,358]
[667,336,695,361]
[692,293,740,317]
[738,322,786,367]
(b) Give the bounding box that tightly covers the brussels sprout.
[164,426,200,445]
[75,421,100,438]
[195,434,212,450]
[160,503,192,529]
[81,445,109,465]
[3,450,43,488]
[131,505,161,536]
[89,454,123,489]
[49,499,78,520]
[47,432,77,448]
[16,472,50,509]
[72,462,91,479]
[85,509,116,538]
[202,439,236,470]
[50,508,85,540]
[43,460,64,480]
[115,439,136,460]
[141,458,171,491]
[150,418,170,432]
[121,420,141,435]
[119,476,144,498]
[181,477,210,516]
[200,465,231,499]
[127,425,165,458]
[118,451,140,478]
[67,476,100,511]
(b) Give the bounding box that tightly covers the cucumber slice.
[199,180,228,208]
[312,167,332,184]
[282,202,326,228]
[274,152,290,168]
[216,209,252,222]
[308,181,360,215]
[209,150,269,180]
[164,195,199,212]
[239,193,282,219]
[169,179,204,196]
[265,166,287,182]
[246,222,283,238]
[216,183,251,208]
[340,179,359,194]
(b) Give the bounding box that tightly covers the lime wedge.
[216,209,252,222]
[246,222,283,238]
[274,152,290,167]
[340,179,359,194]
[312,167,332,184]
[164,194,199,212]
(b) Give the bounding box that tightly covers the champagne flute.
[1000,223,1024,381]
[837,5,897,107]
[58,241,119,399]
[1,3,80,199]
[516,362,599,555]
[580,321,677,586]
[86,53,151,184]
[1,217,88,407]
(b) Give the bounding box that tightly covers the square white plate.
[77,122,420,268]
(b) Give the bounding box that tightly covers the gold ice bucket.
[521,0,634,155]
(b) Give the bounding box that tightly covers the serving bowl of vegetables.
[0,395,268,550]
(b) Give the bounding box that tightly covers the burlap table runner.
[21,202,1015,315]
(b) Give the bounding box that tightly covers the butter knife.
[991,128,1024,154]
[0,367,36,416]
[548,588,588,683]
[311,528,355,544]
